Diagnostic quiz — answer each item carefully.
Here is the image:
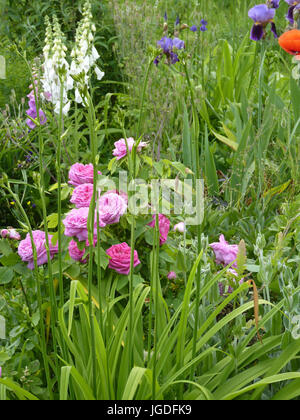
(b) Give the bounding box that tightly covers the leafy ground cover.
[0,0,299,401]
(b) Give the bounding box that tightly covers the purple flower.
[190,25,198,32]
[155,36,185,66]
[248,4,278,41]
[25,87,47,130]
[175,16,180,26]
[285,0,300,24]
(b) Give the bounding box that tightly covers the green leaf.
[0,267,14,285]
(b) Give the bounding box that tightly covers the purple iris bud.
[268,0,280,8]
[164,11,168,21]
[190,25,198,32]
[248,4,277,41]
[175,15,180,26]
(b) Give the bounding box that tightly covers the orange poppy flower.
[279,29,300,61]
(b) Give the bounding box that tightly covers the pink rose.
[70,183,95,208]
[69,239,87,263]
[18,230,58,270]
[209,235,239,268]
[112,137,148,160]
[106,242,141,275]
[98,192,127,225]
[148,214,170,246]
[68,163,101,186]
[63,207,106,242]
[105,190,128,205]
[1,228,21,240]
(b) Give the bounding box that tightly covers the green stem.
[86,92,98,397]
[183,62,202,386]
[57,78,64,308]
[3,184,53,399]
[29,67,60,389]
[152,213,160,400]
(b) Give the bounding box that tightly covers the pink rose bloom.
[148,214,170,246]
[112,137,148,160]
[104,190,128,205]
[106,242,141,275]
[68,163,101,187]
[18,230,58,270]
[63,207,106,242]
[69,239,87,263]
[1,228,21,240]
[209,234,239,268]
[98,192,127,225]
[174,222,185,233]
[168,271,177,280]
[70,183,95,208]
[0,229,9,238]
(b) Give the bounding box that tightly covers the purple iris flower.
[164,11,168,21]
[154,36,185,66]
[190,25,198,32]
[285,0,300,24]
[248,4,278,41]
[201,19,208,25]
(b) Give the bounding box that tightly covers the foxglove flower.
[25,80,47,130]
[70,0,104,104]
[41,16,73,115]
[248,4,278,41]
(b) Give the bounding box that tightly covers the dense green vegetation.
[0,0,299,401]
